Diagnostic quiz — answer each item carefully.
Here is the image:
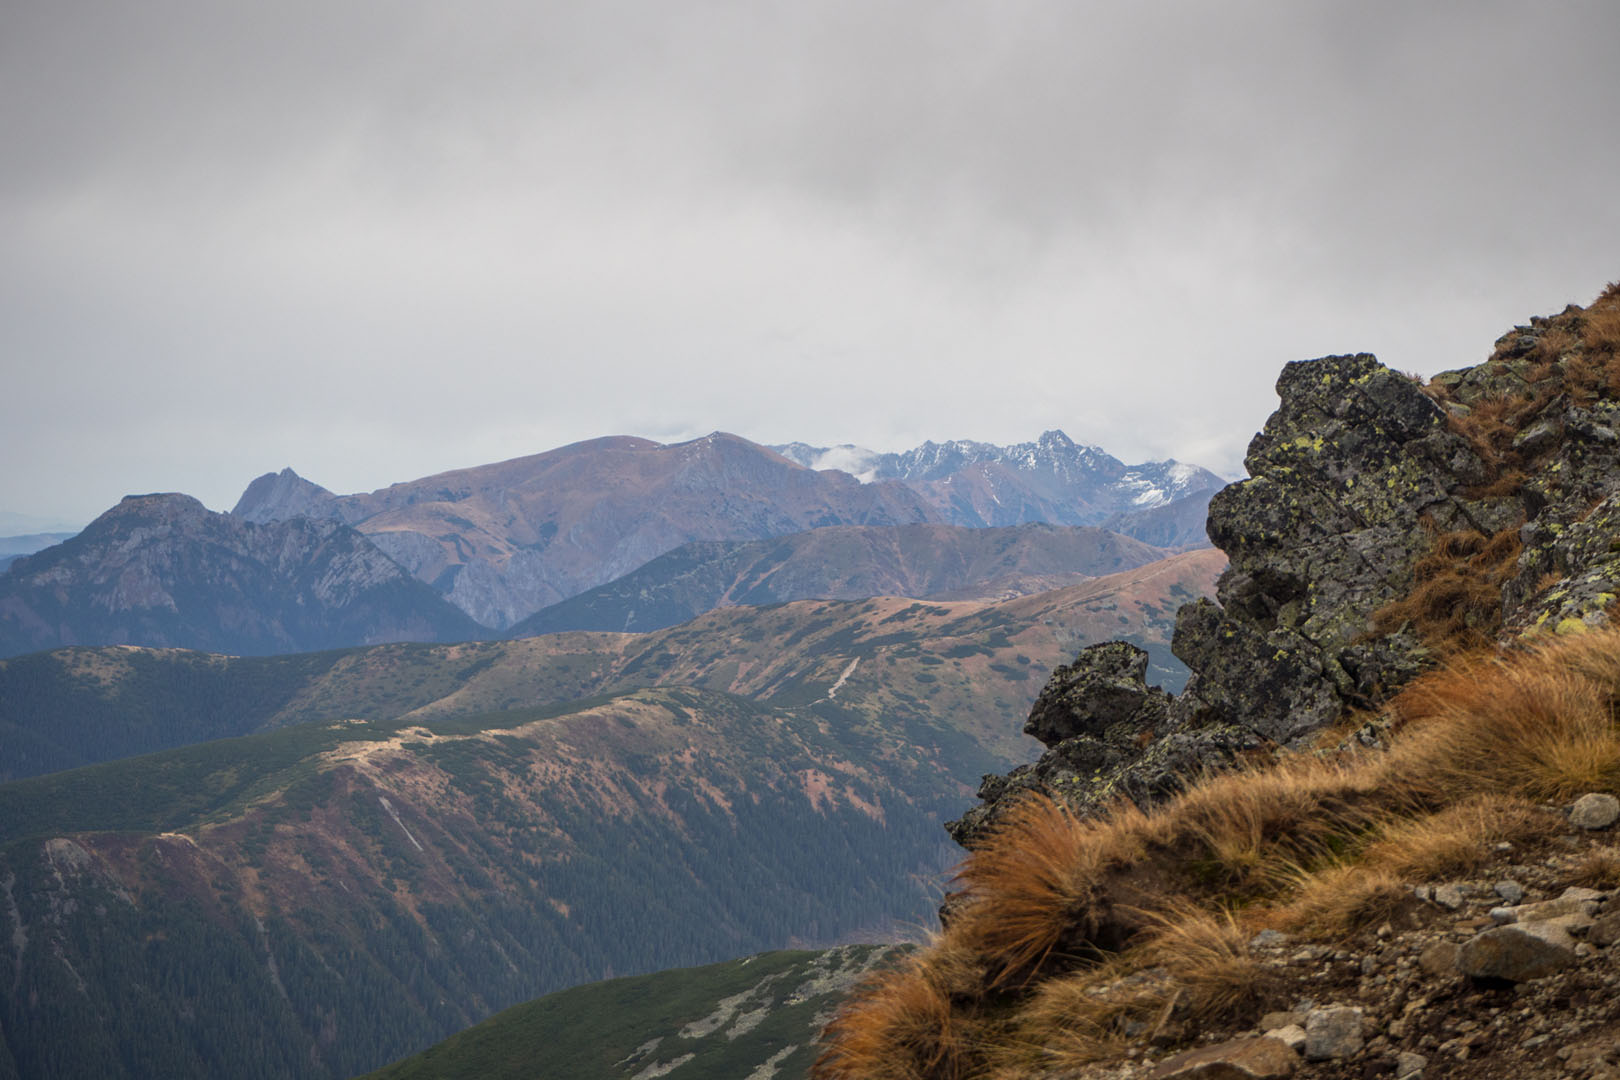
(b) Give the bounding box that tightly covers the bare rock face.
[1303,1005,1365,1061]
[950,300,1620,846]
[948,354,1507,844]
[1174,355,1510,744]
[231,467,340,524]
[1022,641,1173,745]
[946,641,1248,846]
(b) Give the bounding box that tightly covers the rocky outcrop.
[951,293,1620,846]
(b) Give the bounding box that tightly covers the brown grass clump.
[1568,847,1620,890]
[1369,524,1522,654]
[1134,904,1274,1023]
[1388,634,1620,801]
[988,964,1135,1074]
[812,945,987,1080]
[1358,794,1557,880]
[1169,756,1382,897]
[1275,862,1410,939]
[947,796,1152,986]
[816,628,1620,1078]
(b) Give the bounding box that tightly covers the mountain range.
[231,430,1220,629]
[774,430,1221,531]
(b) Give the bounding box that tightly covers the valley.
[0,548,1223,1078]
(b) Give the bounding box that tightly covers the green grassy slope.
[362,946,906,1080]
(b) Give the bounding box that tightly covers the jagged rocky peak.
[231,467,339,523]
[950,287,1620,846]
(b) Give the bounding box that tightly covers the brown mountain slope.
[236,434,939,629]
[271,549,1226,764]
[0,551,1225,1079]
[507,522,1172,635]
[0,548,1226,781]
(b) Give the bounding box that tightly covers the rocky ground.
[1047,794,1620,1080]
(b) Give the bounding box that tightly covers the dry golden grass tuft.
[1568,847,1620,890]
[816,628,1620,1079]
[1388,635,1620,801]
[986,964,1134,1075]
[1359,794,1557,880]
[1275,862,1410,939]
[812,944,987,1080]
[946,796,1120,987]
[1134,904,1273,1023]
[1369,524,1522,653]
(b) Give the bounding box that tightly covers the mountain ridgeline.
[0,431,1218,659]
[231,430,1220,629]
[0,494,486,660]
[508,522,1170,636]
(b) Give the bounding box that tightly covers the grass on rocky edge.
[812,626,1620,1080]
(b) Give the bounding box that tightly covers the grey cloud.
[3,2,1619,522]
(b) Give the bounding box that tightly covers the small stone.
[1418,941,1459,976]
[1588,909,1620,947]
[1258,1011,1304,1032]
[1250,929,1288,949]
[1395,1051,1429,1079]
[1559,885,1605,903]
[1494,880,1525,905]
[1455,922,1578,981]
[1489,906,1517,924]
[1304,1005,1364,1061]
[1513,420,1562,456]
[1510,895,1598,923]
[1432,884,1466,910]
[1571,793,1620,830]
[1148,1035,1298,1078]
[1267,1025,1306,1053]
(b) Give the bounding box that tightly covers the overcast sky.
[4,1,1618,526]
